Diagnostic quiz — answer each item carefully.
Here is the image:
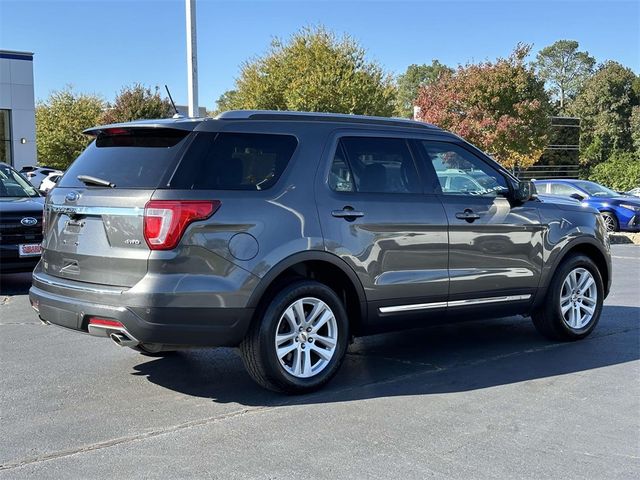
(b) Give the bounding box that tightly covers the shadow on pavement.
[0,272,32,296]
[132,304,640,407]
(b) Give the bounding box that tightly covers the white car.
[39,172,63,193]
[624,187,640,198]
[19,165,63,189]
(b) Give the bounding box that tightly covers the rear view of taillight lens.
[143,200,220,250]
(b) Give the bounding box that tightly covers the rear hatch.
[43,126,194,287]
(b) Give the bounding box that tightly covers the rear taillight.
[143,200,220,250]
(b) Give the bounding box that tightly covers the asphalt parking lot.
[1,245,638,479]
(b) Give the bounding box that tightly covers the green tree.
[415,44,551,169]
[35,87,105,169]
[588,151,640,191]
[395,61,452,117]
[631,106,640,153]
[534,40,595,111]
[228,26,396,116]
[215,89,240,113]
[101,84,173,124]
[570,61,639,165]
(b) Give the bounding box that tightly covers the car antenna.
[165,85,183,118]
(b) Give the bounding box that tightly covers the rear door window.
[329,137,421,194]
[58,128,190,189]
[170,132,298,190]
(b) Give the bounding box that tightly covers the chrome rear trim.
[46,204,143,217]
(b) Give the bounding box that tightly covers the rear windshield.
[170,132,298,190]
[58,128,190,189]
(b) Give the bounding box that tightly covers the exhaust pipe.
[109,332,139,348]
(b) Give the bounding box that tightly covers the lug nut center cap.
[298,332,308,343]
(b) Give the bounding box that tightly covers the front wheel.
[601,212,619,232]
[531,254,604,341]
[240,280,349,394]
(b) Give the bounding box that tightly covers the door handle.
[455,209,481,222]
[332,206,364,220]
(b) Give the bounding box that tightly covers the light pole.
[186,0,198,117]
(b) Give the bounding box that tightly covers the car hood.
[0,196,45,213]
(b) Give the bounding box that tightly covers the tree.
[570,61,639,165]
[588,151,640,191]
[215,89,240,113]
[100,84,173,124]
[35,87,105,169]
[395,61,452,117]
[227,26,396,116]
[415,44,551,169]
[534,40,595,112]
[631,106,640,153]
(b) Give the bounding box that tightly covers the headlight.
[620,203,640,212]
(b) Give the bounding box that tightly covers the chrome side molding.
[379,294,532,314]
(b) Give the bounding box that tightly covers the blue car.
[534,179,640,232]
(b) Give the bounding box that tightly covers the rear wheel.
[601,212,619,232]
[531,254,603,341]
[240,280,349,394]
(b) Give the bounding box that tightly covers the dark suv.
[30,111,611,393]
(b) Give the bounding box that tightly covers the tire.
[601,212,619,232]
[531,254,604,341]
[131,344,177,357]
[240,280,349,394]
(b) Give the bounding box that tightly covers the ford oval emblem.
[21,217,38,226]
[65,192,79,202]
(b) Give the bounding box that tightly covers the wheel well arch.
[247,252,367,334]
[551,241,610,297]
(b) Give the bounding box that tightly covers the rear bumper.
[29,274,254,347]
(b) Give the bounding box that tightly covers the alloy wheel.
[560,267,598,330]
[274,297,338,378]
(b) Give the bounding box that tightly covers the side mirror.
[513,181,534,203]
[570,193,585,201]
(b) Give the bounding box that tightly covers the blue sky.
[1,0,638,109]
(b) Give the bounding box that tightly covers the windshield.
[573,181,618,197]
[0,164,40,198]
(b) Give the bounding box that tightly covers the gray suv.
[30,111,612,393]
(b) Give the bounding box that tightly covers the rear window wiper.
[77,175,116,188]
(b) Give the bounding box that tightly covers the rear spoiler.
[83,118,203,136]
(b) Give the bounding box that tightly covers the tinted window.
[328,142,355,192]
[59,128,190,189]
[171,132,298,190]
[418,141,507,196]
[332,137,420,194]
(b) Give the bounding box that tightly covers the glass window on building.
[0,110,11,165]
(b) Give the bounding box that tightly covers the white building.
[0,50,36,170]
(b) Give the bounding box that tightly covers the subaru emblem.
[65,192,79,202]
[21,217,38,226]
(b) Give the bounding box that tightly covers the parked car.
[39,172,63,194]
[0,162,44,273]
[533,179,640,232]
[30,111,611,393]
[19,165,63,190]
[624,187,640,198]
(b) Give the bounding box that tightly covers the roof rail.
[215,110,438,130]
